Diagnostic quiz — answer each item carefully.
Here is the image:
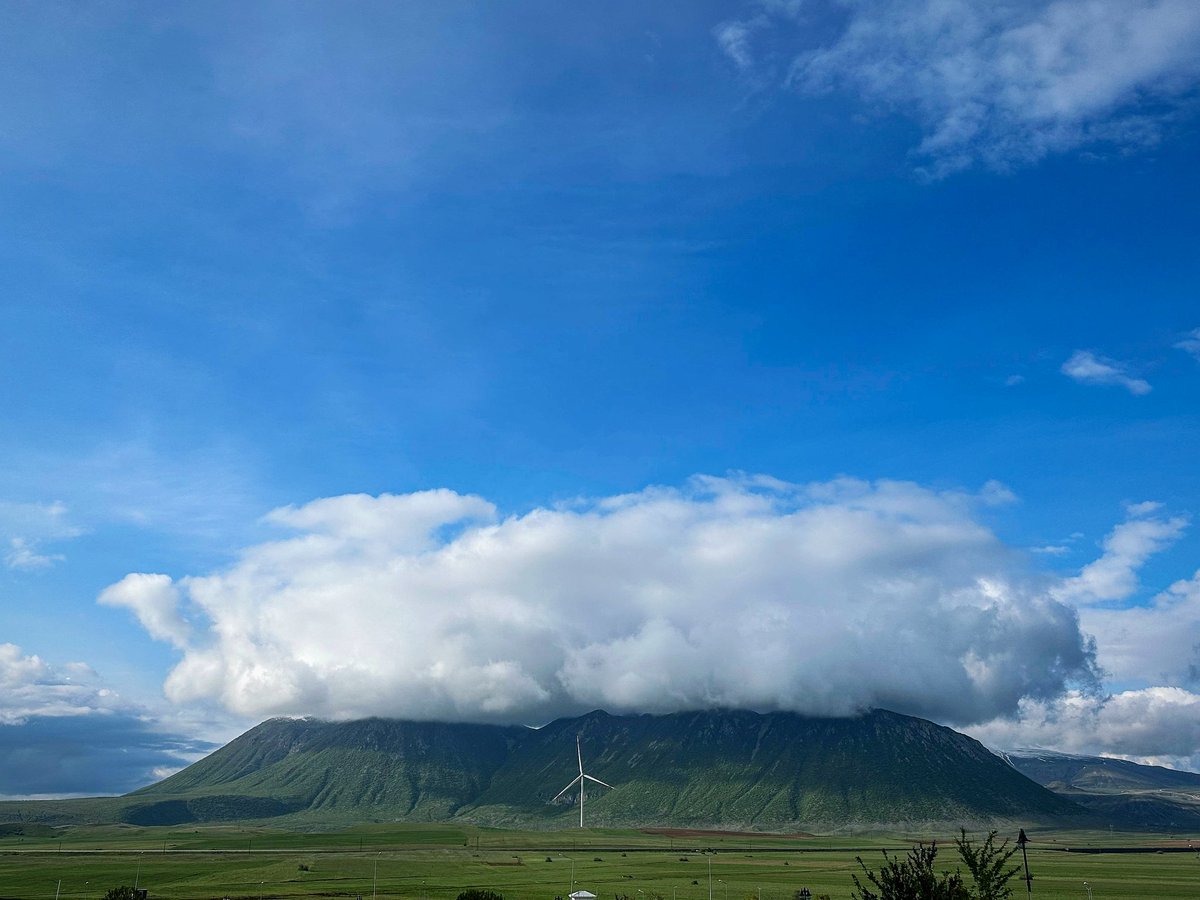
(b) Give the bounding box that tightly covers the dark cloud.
[0,715,215,798]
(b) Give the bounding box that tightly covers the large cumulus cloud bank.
[102,476,1098,727]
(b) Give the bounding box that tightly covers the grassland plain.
[2,825,1198,900]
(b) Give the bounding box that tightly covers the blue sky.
[2,0,1200,796]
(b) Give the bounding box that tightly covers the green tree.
[955,830,1021,900]
[101,889,138,900]
[851,843,969,900]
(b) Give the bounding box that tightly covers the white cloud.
[0,643,121,725]
[1175,327,1200,361]
[1054,505,1187,605]
[0,500,80,536]
[979,479,1018,506]
[714,19,763,72]
[729,0,1200,176]
[5,537,64,570]
[1061,350,1151,395]
[0,500,82,570]
[974,521,1200,767]
[104,477,1097,728]
[971,686,1200,772]
[98,573,192,649]
[1082,570,1200,687]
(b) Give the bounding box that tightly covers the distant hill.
[1004,749,1200,830]
[0,709,1083,830]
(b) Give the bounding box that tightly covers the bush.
[457,890,504,900]
[955,830,1021,900]
[851,843,968,900]
[101,889,138,900]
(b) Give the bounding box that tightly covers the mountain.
[1004,748,1200,830]
[459,709,1080,828]
[0,710,1084,830]
[122,717,524,825]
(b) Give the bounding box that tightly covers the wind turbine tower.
[551,735,613,828]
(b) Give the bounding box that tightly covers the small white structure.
[569,892,597,900]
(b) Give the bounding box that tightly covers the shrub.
[457,890,504,900]
[851,843,969,900]
[955,830,1021,900]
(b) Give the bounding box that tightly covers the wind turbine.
[551,735,613,828]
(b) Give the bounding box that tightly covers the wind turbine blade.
[577,736,584,775]
[551,774,582,802]
[583,774,613,789]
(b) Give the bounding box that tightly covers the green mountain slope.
[0,710,1084,829]
[125,718,524,825]
[1004,749,1200,829]
[469,709,1080,828]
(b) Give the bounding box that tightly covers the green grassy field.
[2,825,1197,900]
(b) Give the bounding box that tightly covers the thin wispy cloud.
[714,19,760,72]
[1175,327,1200,361]
[1030,544,1069,556]
[719,0,1200,176]
[1061,350,1152,395]
[4,537,64,571]
[0,500,82,571]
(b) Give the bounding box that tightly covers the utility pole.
[1017,829,1032,899]
[708,853,713,900]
